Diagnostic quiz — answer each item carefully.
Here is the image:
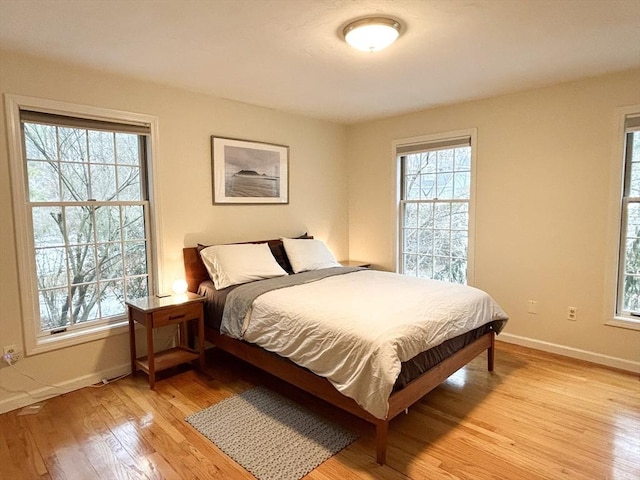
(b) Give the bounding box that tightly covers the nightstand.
[126,292,205,389]
[340,260,372,268]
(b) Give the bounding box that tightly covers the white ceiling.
[1,0,639,124]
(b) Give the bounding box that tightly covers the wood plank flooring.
[1,342,638,479]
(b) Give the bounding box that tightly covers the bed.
[183,237,507,464]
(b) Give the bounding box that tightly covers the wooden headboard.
[183,247,208,293]
[182,235,311,293]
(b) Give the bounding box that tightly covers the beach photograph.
[212,136,288,204]
[211,136,289,204]
[224,144,280,197]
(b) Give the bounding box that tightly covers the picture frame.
[211,136,289,204]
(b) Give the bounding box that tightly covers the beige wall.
[0,50,348,411]
[347,69,640,366]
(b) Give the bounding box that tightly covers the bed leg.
[488,332,495,372]
[376,420,389,465]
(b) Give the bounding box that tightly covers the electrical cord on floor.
[5,362,67,391]
[87,372,131,388]
[4,361,131,392]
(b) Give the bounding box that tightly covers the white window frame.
[392,129,477,285]
[605,105,640,331]
[5,94,164,355]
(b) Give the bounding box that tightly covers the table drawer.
[152,302,202,327]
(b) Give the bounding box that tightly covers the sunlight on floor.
[445,368,467,389]
[612,414,640,478]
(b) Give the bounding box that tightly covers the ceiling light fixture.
[343,17,401,52]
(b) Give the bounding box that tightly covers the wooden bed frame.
[183,245,495,465]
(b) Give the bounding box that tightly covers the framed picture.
[211,136,289,204]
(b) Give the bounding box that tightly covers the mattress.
[198,277,500,392]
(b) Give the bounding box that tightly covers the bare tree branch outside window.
[24,122,150,332]
[400,146,471,284]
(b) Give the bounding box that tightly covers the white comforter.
[236,269,508,419]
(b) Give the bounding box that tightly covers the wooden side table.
[126,292,205,389]
[340,260,372,268]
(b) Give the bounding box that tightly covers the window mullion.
[92,205,102,323]
[139,137,149,201]
[622,132,634,196]
[119,205,126,300]
[63,205,74,329]
[85,128,93,201]
[143,200,153,295]
[55,126,63,203]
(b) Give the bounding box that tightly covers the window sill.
[605,316,640,331]
[27,318,131,356]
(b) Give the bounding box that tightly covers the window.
[617,114,640,319]
[397,131,475,284]
[6,96,159,353]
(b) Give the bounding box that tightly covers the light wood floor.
[1,342,638,480]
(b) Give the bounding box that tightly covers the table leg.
[128,308,137,376]
[198,313,205,370]
[146,320,155,389]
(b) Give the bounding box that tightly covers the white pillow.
[281,238,341,273]
[200,243,288,290]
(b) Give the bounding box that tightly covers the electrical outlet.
[527,300,537,314]
[567,307,577,321]
[2,345,23,365]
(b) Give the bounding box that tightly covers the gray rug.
[185,386,358,480]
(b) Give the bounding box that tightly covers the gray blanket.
[220,267,363,339]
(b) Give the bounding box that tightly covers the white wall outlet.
[2,345,23,365]
[527,300,537,314]
[567,307,577,321]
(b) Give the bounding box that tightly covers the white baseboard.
[3,335,637,414]
[498,333,640,374]
[0,362,130,415]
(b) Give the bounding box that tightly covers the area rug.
[185,386,358,480]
